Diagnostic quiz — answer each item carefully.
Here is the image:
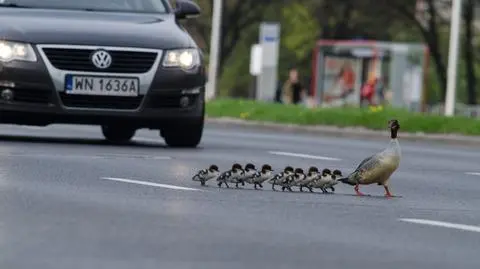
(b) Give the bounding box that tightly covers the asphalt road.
[1,122,480,269]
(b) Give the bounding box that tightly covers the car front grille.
[59,93,144,110]
[41,48,158,73]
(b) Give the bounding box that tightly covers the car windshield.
[0,0,168,13]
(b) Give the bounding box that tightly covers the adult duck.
[338,119,401,197]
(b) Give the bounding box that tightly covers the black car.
[0,0,207,147]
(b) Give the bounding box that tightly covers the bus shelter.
[309,40,429,111]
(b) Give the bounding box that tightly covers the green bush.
[206,98,480,136]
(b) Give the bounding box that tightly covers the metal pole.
[205,0,222,101]
[445,0,462,116]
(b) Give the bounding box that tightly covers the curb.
[205,117,480,146]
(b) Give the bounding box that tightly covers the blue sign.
[264,36,277,42]
[260,22,280,44]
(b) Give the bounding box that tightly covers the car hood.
[0,8,194,49]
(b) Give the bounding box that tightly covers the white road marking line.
[399,218,480,233]
[101,177,202,191]
[268,151,341,161]
[465,172,480,176]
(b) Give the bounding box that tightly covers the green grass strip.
[206,98,480,136]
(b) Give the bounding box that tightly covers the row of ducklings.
[192,163,343,193]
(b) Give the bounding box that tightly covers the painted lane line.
[465,172,480,176]
[399,218,480,233]
[268,151,341,161]
[101,177,201,191]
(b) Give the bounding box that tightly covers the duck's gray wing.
[339,154,381,185]
[353,153,381,172]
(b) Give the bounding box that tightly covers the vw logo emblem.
[91,50,112,69]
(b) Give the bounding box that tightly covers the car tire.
[101,125,136,144]
[162,117,204,148]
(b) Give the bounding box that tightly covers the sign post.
[445,0,462,116]
[205,0,222,101]
[249,44,262,76]
[256,22,280,101]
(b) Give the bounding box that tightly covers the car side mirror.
[174,0,201,20]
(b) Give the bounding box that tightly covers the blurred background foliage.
[172,0,480,106]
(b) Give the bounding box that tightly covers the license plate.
[64,75,139,96]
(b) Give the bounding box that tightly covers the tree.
[178,0,478,104]
[182,0,274,77]
[387,0,449,101]
[463,0,477,104]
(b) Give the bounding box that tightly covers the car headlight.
[162,49,200,70]
[0,41,37,62]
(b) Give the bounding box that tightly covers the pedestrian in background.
[281,67,306,105]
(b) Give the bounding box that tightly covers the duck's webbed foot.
[354,184,365,196]
[384,185,393,198]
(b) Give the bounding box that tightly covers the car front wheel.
[162,117,204,148]
[101,125,136,143]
